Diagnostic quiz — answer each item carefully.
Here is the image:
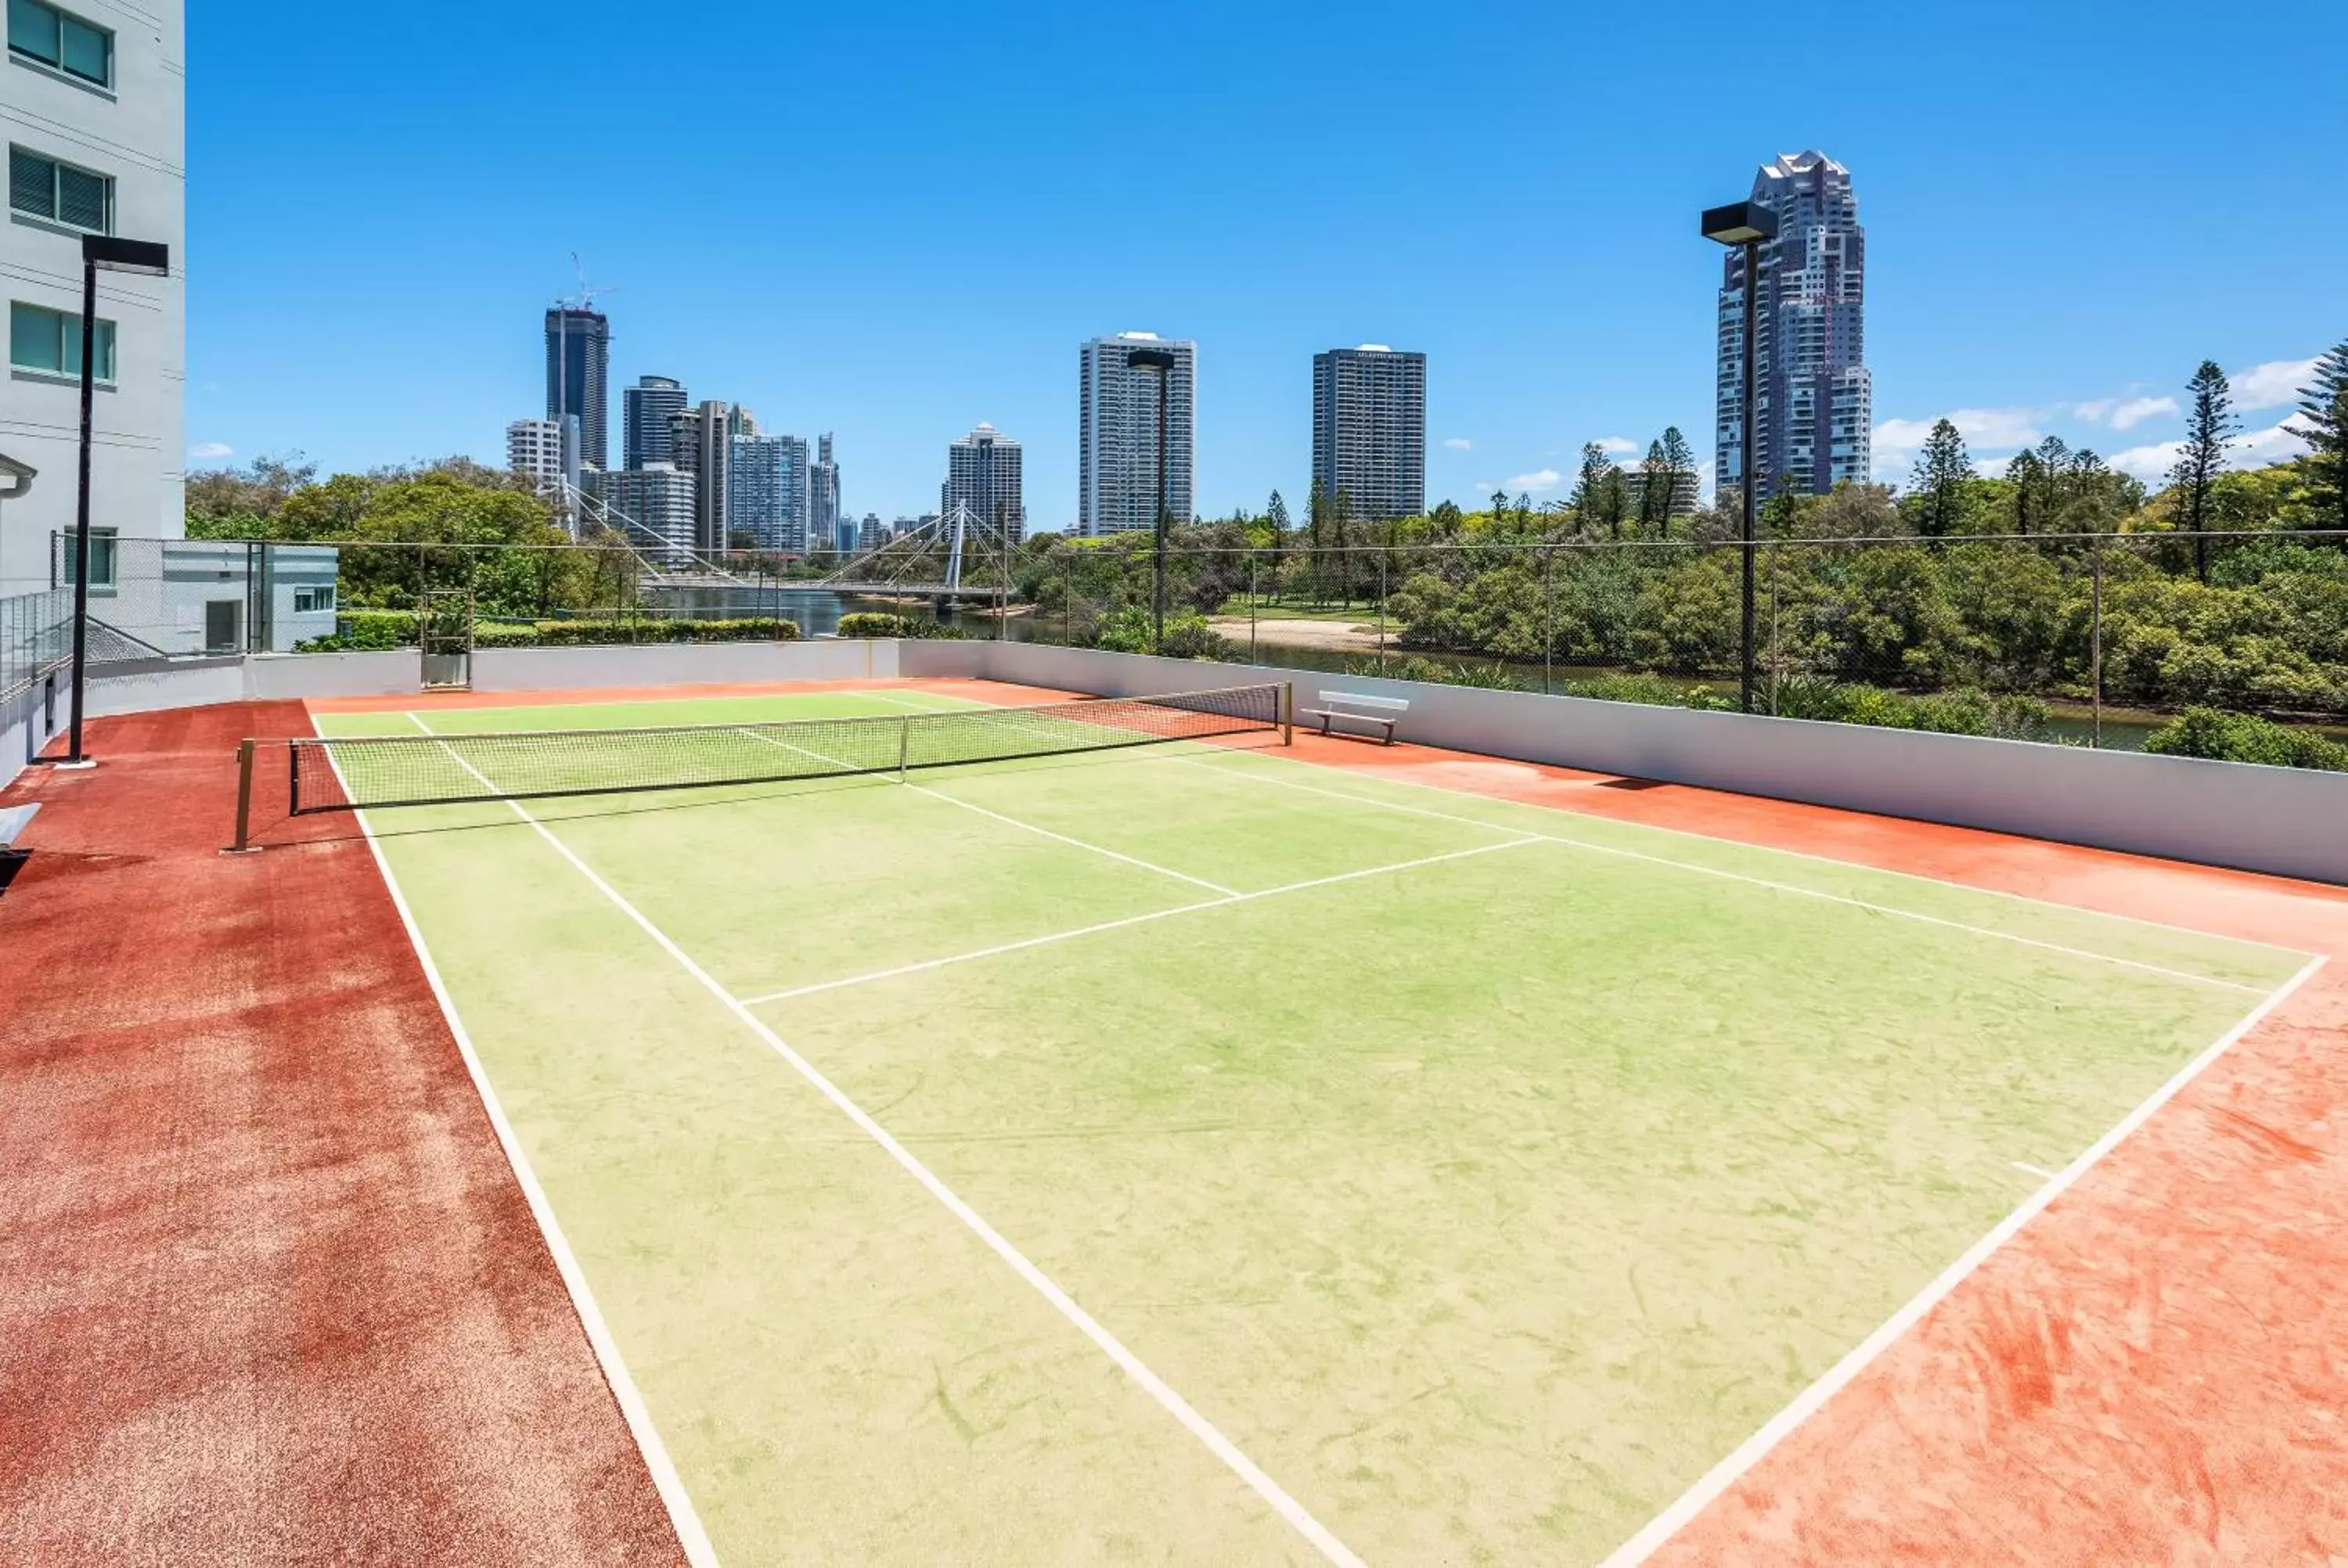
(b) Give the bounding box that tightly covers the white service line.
[1596,951,2327,1567]
[743,835,1540,1006]
[1214,742,2316,960]
[373,712,722,1567]
[735,718,1240,898]
[1170,754,2274,994]
[399,711,1367,1568]
[2010,1160,2060,1181]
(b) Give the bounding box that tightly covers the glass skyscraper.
[543,308,610,472]
[1079,333,1195,535]
[728,433,810,552]
[1716,151,1871,499]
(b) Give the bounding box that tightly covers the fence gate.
[419,590,474,691]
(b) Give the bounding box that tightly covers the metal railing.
[0,586,73,703]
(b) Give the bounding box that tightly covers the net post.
[287,739,301,818]
[898,713,910,780]
[1280,682,1294,746]
[229,738,257,853]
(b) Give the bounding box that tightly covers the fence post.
[1377,552,1387,670]
[2091,541,2105,749]
[1541,545,1554,696]
[229,738,257,853]
[1249,553,1259,664]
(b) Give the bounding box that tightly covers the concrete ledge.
[902,642,2348,888]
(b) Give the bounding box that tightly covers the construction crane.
[560,250,619,315]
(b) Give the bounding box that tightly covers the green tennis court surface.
[318,685,2310,1565]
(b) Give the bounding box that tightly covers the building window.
[60,526,117,587]
[9,300,115,379]
[7,0,110,86]
[9,145,112,232]
[293,585,336,614]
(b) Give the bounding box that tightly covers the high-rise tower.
[622,376,687,469]
[1716,151,1871,499]
[944,424,1026,541]
[1312,346,1426,523]
[1079,333,1195,535]
[544,307,611,472]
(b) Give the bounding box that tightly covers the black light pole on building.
[1701,202,1776,715]
[1127,347,1176,647]
[56,234,171,769]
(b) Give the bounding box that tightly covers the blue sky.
[187,0,2346,523]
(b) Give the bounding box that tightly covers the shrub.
[2142,707,2348,771]
[1156,614,1233,660]
[1562,670,1730,710]
[837,612,968,640]
[1345,656,1526,691]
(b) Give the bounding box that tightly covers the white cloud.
[2107,420,2308,483]
[1595,437,1638,454]
[2101,395,2177,431]
[1874,406,2046,462]
[2230,356,2320,412]
[1443,437,1471,451]
[2073,394,2177,430]
[1507,469,1562,492]
[188,442,234,461]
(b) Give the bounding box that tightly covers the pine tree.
[1908,419,1975,538]
[2288,340,2348,535]
[2006,449,2045,534]
[1570,443,1622,539]
[2167,360,2235,581]
[1638,440,1670,538]
[1659,426,1697,526]
[1514,492,1534,531]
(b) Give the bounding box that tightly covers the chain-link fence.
[1,586,72,703]
[52,525,2348,757]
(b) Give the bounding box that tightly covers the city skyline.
[182,2,2343,527]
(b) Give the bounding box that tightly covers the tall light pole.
[58,234,171,768]
[1702,200,1777,715]
[1128,346,1176,648]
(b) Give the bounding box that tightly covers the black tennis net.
[282,684,1287,815]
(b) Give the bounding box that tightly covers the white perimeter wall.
[5,638,2343,887]
[909,642,2348,888]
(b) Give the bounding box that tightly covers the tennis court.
[305,679,2317,1566]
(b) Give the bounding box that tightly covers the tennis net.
[279,684,1287,817]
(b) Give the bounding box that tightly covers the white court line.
[868,685,2310,966]
[1170,753,2275,994]
[364,712,722,1566]
[1233,740,2318,959]
[1597,951,2327,1567]
[742,836,1541,1006]
[2010,1160,2060,1181]
[399,711,1368,1568]
[734,717,1241,898]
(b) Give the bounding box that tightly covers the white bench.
[0,803,37,851]
[1299,691,1409,745]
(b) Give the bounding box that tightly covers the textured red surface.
[0,703,685,1565]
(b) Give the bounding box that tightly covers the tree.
[1427,498,1464,538]
[2167,360,2236,581]
[1265,489,1289,570]
[2288,340,2348,535]
[2006,450,2046,534]
[1638,440,1671,538]
[1514,492,1534,531]
[1570,443,1624,539]
[1659,426,1698,528]
[1908,419,1975,538]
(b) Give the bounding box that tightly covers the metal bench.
[1298,691,1408,744]
[0,803,38,851]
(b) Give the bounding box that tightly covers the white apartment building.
[2,0,185,599]
[1079,333,1194,535]
[506,418,566,491]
